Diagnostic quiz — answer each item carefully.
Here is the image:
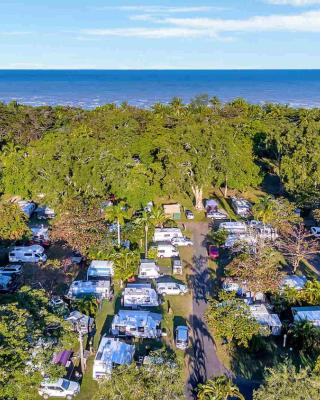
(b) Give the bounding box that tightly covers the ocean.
[0,69,320,109]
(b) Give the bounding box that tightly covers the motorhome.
[66,311,95,335]
[153,228,183,242]
[67,280,113,300]
[111,310,162,338]
[219,221,247,234]
[87,260,114,281]
[224,234,257,248]
[93,337,135,380]
[138,259,161,279]
[122,283,159,308]
[9,245,47,263]
[157,243,179,258]
[230,197,251,217]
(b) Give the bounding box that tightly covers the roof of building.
[112,310,162,328]
[281,275,307,290]
[163,203,181,213]
[292,306,320,324]
[94,337,135,372]
[249,304,282,328]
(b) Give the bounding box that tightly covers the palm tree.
[72,295,99,317]
[134,210,153,257]
[252,195,274,224]
[105,201,131,246]
[110,248,139,286]
[149,206,170,228]
[197,376,244,400]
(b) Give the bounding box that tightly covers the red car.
[208,245,219,260]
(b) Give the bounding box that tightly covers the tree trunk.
[192,185,204,210]
[117,219,121,246]
[224,176,228,198]
[145,224,148,258]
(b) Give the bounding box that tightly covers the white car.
[39,379,80,399]
[311,227,320,238]
[156,281,188,296]
[175,326,189,350]
[207,210,228,220]
[0,264,23,275]
[171,237,193,247]
[185,210,194,220]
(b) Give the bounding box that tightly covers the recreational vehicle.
[219,221,247,234]
[122,283,159,308]
[138,259,161,279]
[9,245,47,263]
[153,228,183,242]
[93,337,135,380]
[87,260,114,281]
[67,280,113,300]
[157,243,179,258]
[111,310,162,338]
[230,197,251,217]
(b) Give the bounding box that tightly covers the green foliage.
[207,228,228,246]
[253,363,320,400]
[94,350,184,400]
[0,286,77,399]
[289,320,320,355]
[206,291,263,348]
[71,295,99,317]
[0,203,31,241]
[197,375,244,400]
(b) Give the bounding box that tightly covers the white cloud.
[99,5,218,14]
[0,31,31,36]
[82,10,320,38]
[266,0,320,6]
[82,27,218,39]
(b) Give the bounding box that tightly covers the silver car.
[175,326,189,350]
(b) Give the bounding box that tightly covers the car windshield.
[61,380,70,390]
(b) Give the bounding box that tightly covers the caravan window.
[9,253,15,257]
[164,234,170,238]
[138,326,144,332]
[158,250,165,254]
[25,253,32,257]
[140,272,146,276]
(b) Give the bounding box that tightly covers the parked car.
[175,326,189,350]
[185,210,194,220]
[311,227,320,238]
[171,237,193,247]
[38,379,80,399]
[207,210,228,220]
[156,281,188,296]
[208,245,219,260]
[0,264,23,275]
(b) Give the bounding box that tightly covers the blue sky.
[1,0,320,69]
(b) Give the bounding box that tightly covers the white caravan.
[93,337,135,380]
[138,259,161,279]
[111,310,162,338]
[122,283,159,308]
[219,221,248,234]
[16,200,36,218]
[157,243,179,258]
[230,197,251,217]
[153,228,183,242]
[87,260,114,281]
[9,245,47,263]
[67,280,113,300]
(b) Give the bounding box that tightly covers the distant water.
[0,69,320,109]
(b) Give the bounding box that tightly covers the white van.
[157,244,179,258]
[156,281,188,296]
[9,245,47,263]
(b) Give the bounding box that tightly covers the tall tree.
[105,202,131,246]
[197,376,244,400]
[0,203,31,241]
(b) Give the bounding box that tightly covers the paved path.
[185,222,226,399]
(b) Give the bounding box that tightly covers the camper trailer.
[153,228,183,242]
[93,337,135,380]
[157,243,179,259]
[219,221,247,234]
[138,259,161,279]
[230,197,251,217]
[66,311,95,335]
[87,260,114,281]
[67,280,113,300]
[111,310,162,338]
[249,304,282,336]
[9,245,47,263]
[122,283,159,308]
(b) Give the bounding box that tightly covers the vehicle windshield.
[61,379,70,390]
